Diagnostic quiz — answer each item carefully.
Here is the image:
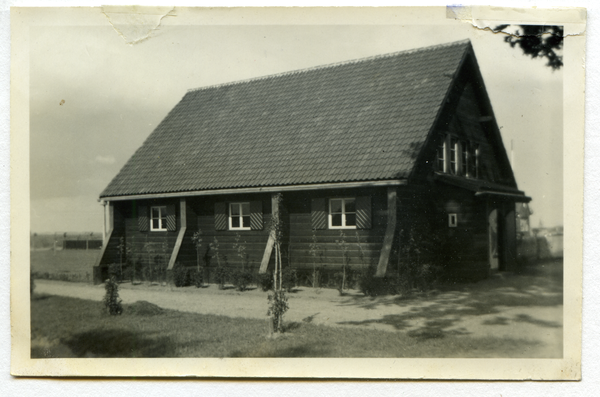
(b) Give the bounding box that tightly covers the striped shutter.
[214,202,227,231]
[250,201,263,230]
[166,204,177,231]
[356,196,372,229]
[311,198,327,230]
[138,205,149,232]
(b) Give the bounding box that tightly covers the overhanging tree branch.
[495,24,564,70]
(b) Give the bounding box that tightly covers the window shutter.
[166,204,177,231]
[214,202,227,231]
[138,205,149,232]
[250,201,263,230]
[311,198,327,230]
[356,196,372,229]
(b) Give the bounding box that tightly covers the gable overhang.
[100,179,407,202]
[475,190,531,203]
[433,172,530,202]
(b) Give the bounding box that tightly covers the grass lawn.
[31,294,546,358]
[31,249,100,282]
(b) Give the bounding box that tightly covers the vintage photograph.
[11,6,584,378]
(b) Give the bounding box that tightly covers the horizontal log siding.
[419,183,489,280]
[286,188,387,272]
[106,199,182,268]
[179,194,273,280]
[99,183,490,282]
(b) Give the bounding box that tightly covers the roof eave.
[100,179,408,201]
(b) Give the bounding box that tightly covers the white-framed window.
[329,198,356,229]
[436,134,479,179]
[229,202,251,230]
[460,140,468,176]
[467,144,479,179]
[150,206,167,231]
[449,137,459,175]
[436,134,446,172]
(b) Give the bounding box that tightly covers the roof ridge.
[187,39,471,93]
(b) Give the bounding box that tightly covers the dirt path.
[34,262,563,357]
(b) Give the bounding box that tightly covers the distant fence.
[63,240,103,250]
[518,233,563,261]
[31,232,103,251]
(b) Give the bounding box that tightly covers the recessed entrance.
[488,208,499,271]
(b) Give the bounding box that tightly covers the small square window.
[329,198,356,229]
[448,213,458,227]
[229,202,251,230]
[150,206,167,231]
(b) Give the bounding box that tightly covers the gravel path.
[34,265,563,357]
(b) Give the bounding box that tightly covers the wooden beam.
[167,198,187,270]
[259,193,279,274]
[101,179,406,201]
[375,187,397,277]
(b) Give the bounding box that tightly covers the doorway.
[488,208,499,271]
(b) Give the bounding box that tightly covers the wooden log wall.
[285,188,387,272]
[182,193,273,274]
[408,183,489,280]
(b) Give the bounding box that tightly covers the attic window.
[436,134,479,179]
[329,198,356,229]
[229,202,251,230]
[436,135,446,172]
[450,137,458,175]
[461,141,468,176]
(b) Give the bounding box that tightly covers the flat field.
[30,249,100,282]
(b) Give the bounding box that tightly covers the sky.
[28,10,564,233]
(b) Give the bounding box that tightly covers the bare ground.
[33,259,563,358]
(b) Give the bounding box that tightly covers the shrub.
[191,269,203,288]
[308,229,322,288]
[282,267,298,292]
[334,266,355,295]
[335,231,351,295]
[258,272,273,292]
[122,266,134,282]
[108,263,122,282]
[358,266,389,297]
[267,290,289,333]
[214,266,229,289]
[173,265,189,287]
[393,226,445,294]
[103,277,123,315]
[232,269,253,292]
[132,257,143,283]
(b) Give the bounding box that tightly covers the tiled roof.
[101,40,472,198]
